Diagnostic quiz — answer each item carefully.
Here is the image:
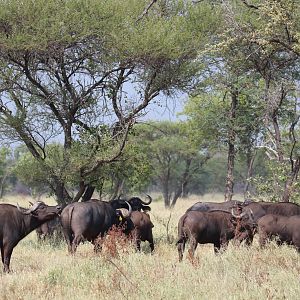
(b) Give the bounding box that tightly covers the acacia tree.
[0,0,217,204]
[184,79,264,198]
[217,0,300,202]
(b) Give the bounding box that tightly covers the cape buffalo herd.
[176,199,300,261]
[1,195,300,272]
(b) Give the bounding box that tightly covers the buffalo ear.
[142,206,151,212]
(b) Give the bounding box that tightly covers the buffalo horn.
[231,208,247,219]
[126,201,132,217]
[17,201,42,215]
[17,203,31,215]
[140,194,152,205]
[117,202,132,219]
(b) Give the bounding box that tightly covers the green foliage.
[13,144,63,195]
[131,121,209,205]
[0,146,14,197]
[183,86,264,151]
[251,161,300,204]
[0,0,215,58]
[0,147,10,177]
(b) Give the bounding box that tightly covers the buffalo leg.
[188,237,198,260]
[177,240,185,262]
[293,233,300,252]
[71,235,83,254]
[148,233,154,252]
[2,243,15,273]
[63,229,74,254]
[136,239,141,251]
[259,232,268,249]
[214,242,221,254]
[1,245,4,264]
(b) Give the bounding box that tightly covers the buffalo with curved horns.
[60,199,133,254]
[110,195,152,212]
[0,201,62,272]
[176,210,253,262]
[237,201,300,222]
[231,201,300,243]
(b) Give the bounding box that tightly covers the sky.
[142,94,187,122]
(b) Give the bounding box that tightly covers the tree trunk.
[225,89,238,201]
[170,158,192,208]
[110,178,125,200]
[53,179,72,206]
[271,113,284,162]
[163,186,170,208]
[243,149,256,198]
[281,157,300,202]
[82,185,95,202]
[0,173,8,199]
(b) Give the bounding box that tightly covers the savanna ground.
[0,194,300,300]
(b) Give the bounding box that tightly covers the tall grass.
[0,194,299,300]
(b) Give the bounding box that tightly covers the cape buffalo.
[237,201,300,222]
[186,200,243,213]
[176,210,252,262]
[257,214,300,251]
[110,195,152,212]
[127,211,154,252]
[0,201,62,273]
[60,199,133,254]
[231,201,300,244]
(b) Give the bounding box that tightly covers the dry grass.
[0,194,300,300]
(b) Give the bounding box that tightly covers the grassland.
[0,194,300,300]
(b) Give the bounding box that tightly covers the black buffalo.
[186,200,244,213]
[235,201,300,223]
[128,211,154,252]
[232,201,300,243]
[257,214,300,251]
[60,199,133,254]
[0,201,62,272]
[176,210,252,261]
[110,195,152,212]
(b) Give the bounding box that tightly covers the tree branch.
[136,0,158,22]
[82,121,133,177]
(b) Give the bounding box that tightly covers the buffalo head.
[230,208,257,245]
[128,195,152,211]
[115,201,132,221]
[110,194,152,212]
[115,201,134,233]
[17,201,62,222]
